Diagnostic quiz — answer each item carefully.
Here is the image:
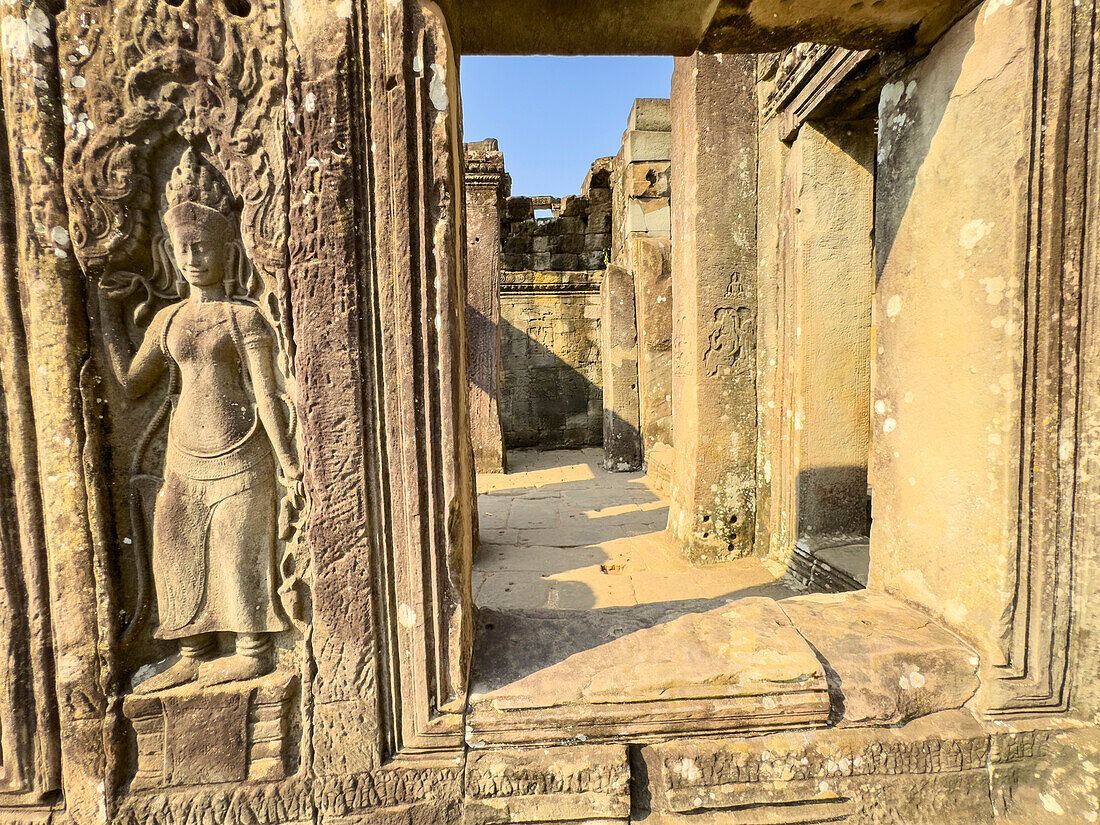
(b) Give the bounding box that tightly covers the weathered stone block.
[556,233,585,253]
[580,250,608,270]
[669,52,758,562]
[506,196,533,220]
[467,598,830,745]
[587,212,612,233]
[558,195,590,217]
[600,265,643,472]
[627,97,672,132]
[584,232,612,251]
[550,252,579,270]
[622,130,673,164]
[625,161,671,199]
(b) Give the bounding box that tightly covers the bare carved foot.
[132,656,203,694]
[198,653,272,687]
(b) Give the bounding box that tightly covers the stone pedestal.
[465,140,509,473]
[600,265,643,471]
[668,53,758,562]
[123,671,297,790]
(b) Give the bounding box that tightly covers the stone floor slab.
[475,448,801,610]
[467,598,830,746]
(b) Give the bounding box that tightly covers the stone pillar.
[610,98,673,477]
[601,264,643,471]
[631,236,673,459]
[668,53,758,562]
[464,139,509,473]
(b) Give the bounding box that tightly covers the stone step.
[467,598,831,747]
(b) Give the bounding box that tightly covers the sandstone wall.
[871,0,1035,672]
[498,163,611,450]
[499,273,604,449]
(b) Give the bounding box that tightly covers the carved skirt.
[152,422,290,640]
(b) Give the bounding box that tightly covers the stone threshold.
[789,535,869,592]
[466,590,980,749]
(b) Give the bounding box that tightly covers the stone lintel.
[456,0,979,55]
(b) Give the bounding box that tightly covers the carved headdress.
[163,147,236,244]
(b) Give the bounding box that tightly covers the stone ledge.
[636,711,1090,822]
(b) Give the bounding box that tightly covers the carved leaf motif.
[59,0,288,286]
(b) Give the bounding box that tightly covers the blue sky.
[461,56,674,199]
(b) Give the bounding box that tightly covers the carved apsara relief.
[57,0,307,789]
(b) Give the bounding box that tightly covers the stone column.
[668,53,758,562]
[464,139,509,473]
[609,98,674,478]
[601,264,643,471]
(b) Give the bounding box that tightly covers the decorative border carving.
[112,765,462,825]
[499,270,602,294]
[760,44,879,141]
[990,0,1098,715]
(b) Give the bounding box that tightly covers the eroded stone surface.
[779,589,981,727]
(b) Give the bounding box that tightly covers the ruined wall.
[498,166,611,449]
[500,165,612,273]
